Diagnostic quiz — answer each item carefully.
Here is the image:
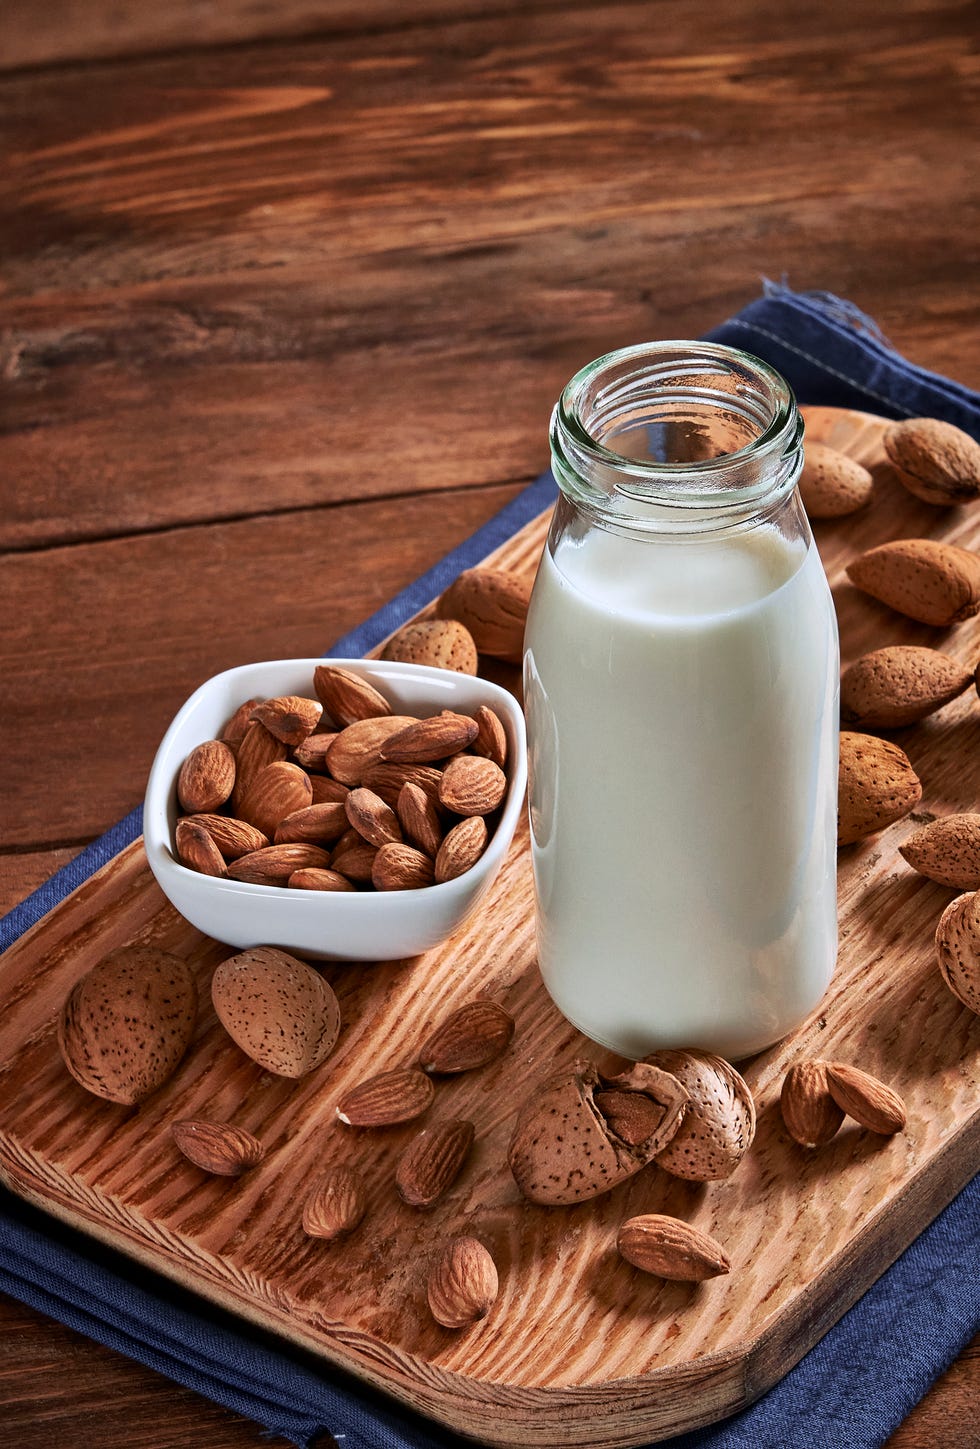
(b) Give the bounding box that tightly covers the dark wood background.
[1,1,977,1445]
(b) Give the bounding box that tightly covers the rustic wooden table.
[1,2,977,1446]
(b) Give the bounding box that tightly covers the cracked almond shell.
[507,1059,689,1206]
[646,1049,756,1180]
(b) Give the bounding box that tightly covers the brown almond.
[380,618,479,674]
[287,867,358,892]
[395,1118,475,1208]
[249,694,322,746]
[435,816,489,883]
[309,773,351,805]
[171,1120,265,1177]
[397,781,443,857]
[326,715,418,786]
[313,665,393,726]
[779,1060,845,1147]
[274,801,349,845]
[221,698,262,747]
[436,567,531,662]
[438,754,507,816]
[824,1062,907,1135]
[380,712,480,764]
[799,441,874,518]
[211,946,341,1078]
[302,1165,367,1239]
[845,538,980,627]
[361,762,444,810]
[427,1237,498,1329]
[884,416,980,507]
[226,843,332,884]
[175,818,228,877]
[329,832,379,883]
[372,841,436,891]
[595,1089,671,1147]
[418,999,515,1074]
[935,890,980,1015]
[177,739,236,814]
[231,721,288,808]
[292,733,339,773]
[234,760,314,839]
[471,705,508,768]
[838,731,922,846]
[336,1067,435,1127]
[183,813,269,860]
[58,947,198,1105]
[899,813,980,889]
[345,787,403,848]
[840,645,972,727]
[617,1214,730,1282]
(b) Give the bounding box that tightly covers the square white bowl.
[143,658,527,960]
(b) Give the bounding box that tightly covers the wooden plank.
[0,409,978,1447]
[1,3,977,546]
[0,482,524,850]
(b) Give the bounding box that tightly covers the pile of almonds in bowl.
[142,656,527,960]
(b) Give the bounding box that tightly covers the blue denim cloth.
[1,285,978,1448]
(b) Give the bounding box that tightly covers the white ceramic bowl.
[143,658,527,960]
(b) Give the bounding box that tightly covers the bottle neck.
[549,341,804,537]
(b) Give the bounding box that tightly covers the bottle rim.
[550,340,803,522]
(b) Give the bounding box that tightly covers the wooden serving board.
[1,408,979,1448]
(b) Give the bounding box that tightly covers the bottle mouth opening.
[551,341,803,524]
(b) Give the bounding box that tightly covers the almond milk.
[524,477,839,1060]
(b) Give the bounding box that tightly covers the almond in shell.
[380,619,479,674]
[508,1060,689,1206]
[840,645,972,727]
[935,890,980,1014]
[799,441,873,518]
[838,731,922,846]
[171,1119,265,1176]
[211,947,341,1077]
[845,538,980,627]
[436,567,531,662]
[899,813,980,890]
[646,1049,756,1180]
[58,946,198,1105]
[617,1214,731,1282]
[883,417,980,507]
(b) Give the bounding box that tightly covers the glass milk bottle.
[523,341,839,1061]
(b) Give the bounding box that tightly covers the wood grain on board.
[1,410,978,1447]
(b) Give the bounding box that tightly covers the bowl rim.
[143,656,528,908]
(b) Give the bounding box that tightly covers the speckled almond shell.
[935,890,980,1015]
[838,731,922,846]
[884,417,980,507]
[899,813,980,890]
[840,645,972,728]
[507,1060,689,1206]
[845,538,980,627]
[211,946,341,1077]
[57,946,198,1106]
[646,1049,756,1181]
